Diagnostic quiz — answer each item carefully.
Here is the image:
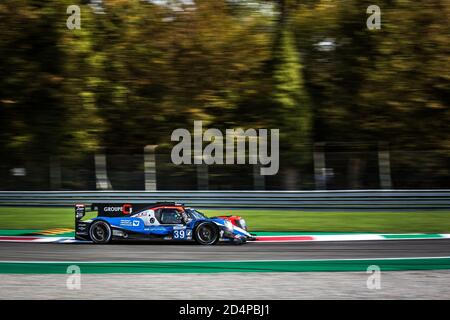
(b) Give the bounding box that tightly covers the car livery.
[214,215,248,231]
[75,202,255,245]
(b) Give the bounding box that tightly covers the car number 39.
[173,229,190,239]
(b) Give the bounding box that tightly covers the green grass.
[206,209,450,233]
[0,207,96,230]
[0,207,450,233]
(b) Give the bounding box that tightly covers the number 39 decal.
[173,229,191,240]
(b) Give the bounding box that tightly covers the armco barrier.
[0,190,449,209]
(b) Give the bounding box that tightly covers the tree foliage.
[0,0,448,187]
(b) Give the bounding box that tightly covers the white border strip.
[1,256,449,264]
[1,233,450,244]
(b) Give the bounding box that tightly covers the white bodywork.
[131,209,160,226]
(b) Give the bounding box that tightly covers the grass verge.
[0,207,450,233]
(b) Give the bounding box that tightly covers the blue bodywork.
[89,215,251,242]
[75,203,254,244]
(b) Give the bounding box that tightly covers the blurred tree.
[292,0,449,187]
[266,0,313,188]
[272,29,312,162]
[0,0,448,189]
[0,1,103,156]
[293,0,449,149]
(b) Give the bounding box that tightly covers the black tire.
[194,222,219,245]
[89,220,112,244]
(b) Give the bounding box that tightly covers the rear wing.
[75,203,134,220]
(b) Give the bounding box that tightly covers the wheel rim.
[91,223,109,242]
[198,225,216,243]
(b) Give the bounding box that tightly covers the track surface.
[1,239,449,262]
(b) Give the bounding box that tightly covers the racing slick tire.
[194,222,220,245]
[89,220,112,244]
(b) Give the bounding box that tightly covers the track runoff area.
[0,230,450,273]
[1,228,450,300]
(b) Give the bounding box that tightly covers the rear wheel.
[194,222,219,245]
[89,221,112,244]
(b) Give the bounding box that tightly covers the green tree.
[272,29,312,163]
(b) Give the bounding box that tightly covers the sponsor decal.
[103,204,133,215]
[119,220,140,227]
[152,227,167,232]
[119,220,133,227]
[122,204,132,215]
[104,207,122,212]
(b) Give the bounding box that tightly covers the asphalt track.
[1,238,449,262]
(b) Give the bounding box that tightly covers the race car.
[75,202,255,245]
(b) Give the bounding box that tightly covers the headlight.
[224,220,233,231]
[240,219,247,229]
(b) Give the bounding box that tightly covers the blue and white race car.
[75,202,255,245]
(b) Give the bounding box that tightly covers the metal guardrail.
[0,190,449,209]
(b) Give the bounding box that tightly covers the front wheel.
[89,221,112,244]
[194,222,219,245]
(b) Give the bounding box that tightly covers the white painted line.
[252,237,450,243]
[59,239,91,244]
[1,256,449,264]
[308,234,383,241]
[1,234,450,244]
[32,237,65,243]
